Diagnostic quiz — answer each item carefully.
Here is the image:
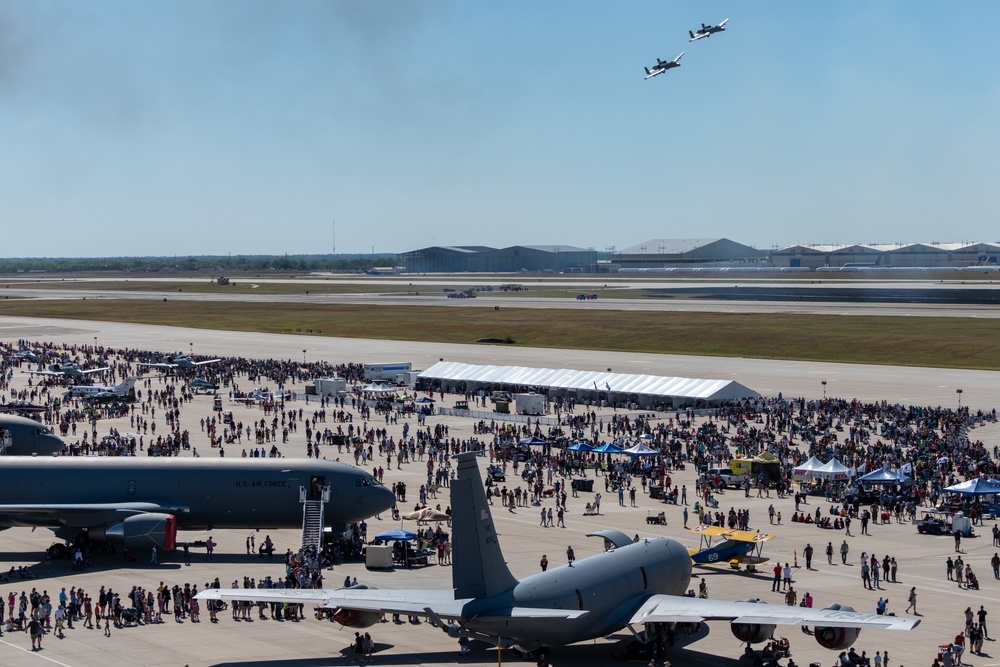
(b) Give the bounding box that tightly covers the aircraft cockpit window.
[354,478,375,488]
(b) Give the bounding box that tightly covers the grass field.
[0,298,997,370]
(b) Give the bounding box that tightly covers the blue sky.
[1,1,998,257]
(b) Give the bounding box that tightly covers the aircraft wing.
[644,70,662,80]
[197,587,470,619]
[139,363,177,370]
[193,359,221,366]
[689,32,709,42]
[196,587,590,622]
[78,367,111,375]
[630,596,919,630]
[26,370,63,377]
[728,530,773,543]
[0,502,189,528]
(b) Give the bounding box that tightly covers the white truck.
[703,467,747,489]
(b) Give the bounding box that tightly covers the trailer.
[514,393,545,416]
[394,370,422,388]
[363,363,412,382]
[315,377,348,396]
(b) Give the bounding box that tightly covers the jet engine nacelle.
[731,623,775,644]
[332,608,380,628]
[814,625,860,650]
[332,584,380,628]
[102,513,177,552]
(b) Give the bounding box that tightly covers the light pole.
[957,388,963,408]
[189,342,193,358]
[303,349,307,365]
[821,381,827,398]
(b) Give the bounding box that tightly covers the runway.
[0,315,996,410]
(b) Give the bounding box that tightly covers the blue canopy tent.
[518,436,549,446]
[566,442,594,452]
[943,478,1000,496]
[592,443,624,455]
[855,467,911,485]
[375,529,417,541]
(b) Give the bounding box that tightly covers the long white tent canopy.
[418,361,759,407]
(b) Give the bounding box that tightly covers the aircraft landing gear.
[47,542,69,560]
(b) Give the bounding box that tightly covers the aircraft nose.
[369,485,396,517]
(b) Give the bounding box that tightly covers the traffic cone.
[794,550,799,568]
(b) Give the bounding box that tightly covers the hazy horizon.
[2,1,998,257]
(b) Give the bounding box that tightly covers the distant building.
[399,245,596,273]
[397,246,495,273]
[771,242,1000,269]
[615,238,764,269]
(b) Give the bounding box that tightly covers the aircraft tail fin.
[116,376,137,394]
[689,30,695,39]
[644,67,650,75]
[451,452,519,599]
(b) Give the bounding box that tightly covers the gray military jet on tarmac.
[140,353,221,371]
[198,452,917,660]
[28,363,110,379]
[187,377,220,393]
[0,457,395,559]
[644,52,684,79]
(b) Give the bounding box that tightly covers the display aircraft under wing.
[28,363,110,379]
[690,17,729,41]
[140,354,221,371]
[64,376,137,401]
[688,524,773,569]
[0,458,395,559]
[197,452,917,657]
[644,52,684,79]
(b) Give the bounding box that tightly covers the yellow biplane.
[688,524,774,571]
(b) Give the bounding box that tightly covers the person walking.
[566,545,575,567]
[540,555,548,572]
[978,606,989,639]
[826,541,834,565]
[149,545,158,566]
[840,539,849,565]
[955,530,962,553]
[905,587,917,615]
[804,543,814,570]
[992,553,1000,579]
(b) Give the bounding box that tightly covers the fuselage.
[462,537,692,647]
[0,457,395,530]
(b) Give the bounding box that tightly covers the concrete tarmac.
[0,317,997,666]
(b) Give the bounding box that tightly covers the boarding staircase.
[300,484,330,553]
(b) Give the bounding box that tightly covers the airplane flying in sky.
[140,354,221,371]
[197,452,917,659]
[28,363,110,379]
[644,52,684,80]
[690,18,729,41]
[0,457,394,559]
[64,376,138,401]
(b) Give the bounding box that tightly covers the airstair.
[299,484,330,553]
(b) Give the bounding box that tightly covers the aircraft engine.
[102,513,177,551]
[814,626,860,650]
[731,623,775,644]
[332,608,380,628]
[332,584,380,628]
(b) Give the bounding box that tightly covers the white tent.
[363,383,396,394]
[622,442,659,457]
[792,456,826,481]
[417,361,759,407]
[813,458,851,481]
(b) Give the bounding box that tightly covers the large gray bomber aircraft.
[198,452,917,658]
[0,457,395,558]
